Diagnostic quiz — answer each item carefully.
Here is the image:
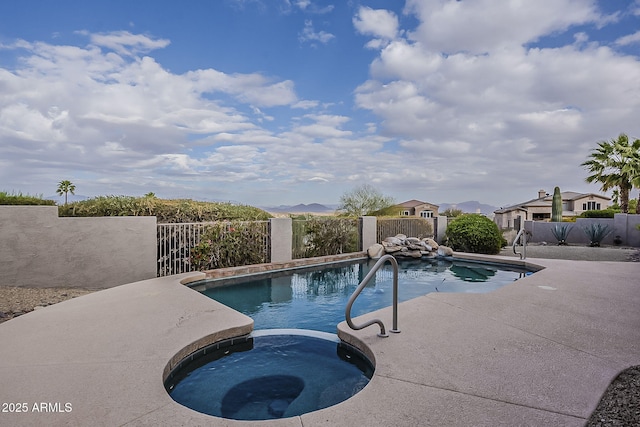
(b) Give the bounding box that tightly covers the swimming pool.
[192,257,530,333]
[169,256,531,421]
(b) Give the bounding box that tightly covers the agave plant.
[582,223,613,247]
[550,224,572,245]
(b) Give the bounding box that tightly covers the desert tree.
[337,184,395,217]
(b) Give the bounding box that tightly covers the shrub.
[580,209,615,218]
[189,221,269,270]
[0,191,56,206]
[303,217,359,257]
[444,214,503,254]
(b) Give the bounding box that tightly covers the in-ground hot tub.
[165,330,374,421]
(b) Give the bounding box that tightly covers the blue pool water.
[195,257,529,333]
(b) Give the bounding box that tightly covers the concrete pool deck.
[0,256,638,426]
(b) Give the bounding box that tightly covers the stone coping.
[203,252,367,279]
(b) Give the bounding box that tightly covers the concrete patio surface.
[0,255,638,426]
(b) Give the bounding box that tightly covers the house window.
[583,202,600,210]
[401,210,411,216]
[532,212,550,221]
[419,210,433,218]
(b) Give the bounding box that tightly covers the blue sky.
[1,0,640,208]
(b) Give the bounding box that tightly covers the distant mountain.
[438,201,498,215]
[265,203,336,213]
[266,201,499,215]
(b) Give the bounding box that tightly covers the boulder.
[394,250,422,258]
[422,238,439,250]
[379,235,441,259]
[367,243,385,259]
[437,246,454,257]
[383,236,403,246]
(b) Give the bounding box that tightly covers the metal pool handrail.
[345,254,401,338]
[513,228,528,259]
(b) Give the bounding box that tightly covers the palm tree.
[581,134,640,213]
[611,189,620,209]
[56,180,76,205]
[624,143,640,214]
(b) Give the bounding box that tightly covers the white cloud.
[616,30,640,46]
[299,20,335,44]
[187,68,297,107]
[294,0,333,14]
[292,99,320,109]
[291,114,353,139]
[403,0,599,54]
[353,6,399,41]
[0,30,402,204]
[0,31,303,196]
[78,30,170,56]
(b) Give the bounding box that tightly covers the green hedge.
[579,209,615,218]
[58,195,271,222]
[0,191,56,206]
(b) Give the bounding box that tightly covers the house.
[396,200,440,218]
[493,189,610,229]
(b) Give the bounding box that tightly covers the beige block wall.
[0,206,157,289]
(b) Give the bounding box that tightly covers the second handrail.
[513,228,529,259]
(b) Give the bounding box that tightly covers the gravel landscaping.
[0,286,95,324]
[500,243,640,262]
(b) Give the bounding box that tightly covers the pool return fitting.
[345,254,400,338]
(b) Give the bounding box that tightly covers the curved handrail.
[512,228,528,260]
[345,254,400,338]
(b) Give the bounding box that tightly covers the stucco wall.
[0,206,157,289]
[269,217,292,263]
[360,216,377,250]
[523,214,640,247]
